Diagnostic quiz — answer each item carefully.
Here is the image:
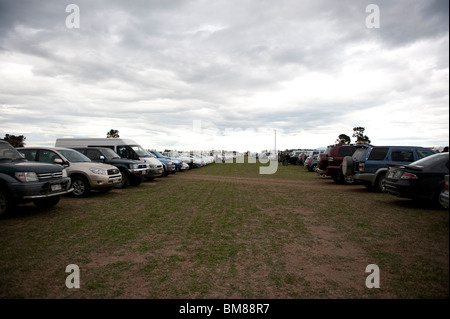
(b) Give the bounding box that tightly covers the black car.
[384,152,449,209]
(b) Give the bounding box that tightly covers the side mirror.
[54,158,70,167]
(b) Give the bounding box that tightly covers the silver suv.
[18,147,122,197]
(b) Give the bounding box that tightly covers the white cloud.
[0,0,448,152]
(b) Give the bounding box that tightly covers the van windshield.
[130,145,150,157]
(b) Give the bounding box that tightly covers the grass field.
[0,159,448,299]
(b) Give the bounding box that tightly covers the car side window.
[20,149,37,161]
[86,149,101,160]
[338,147,355,157]
[417,150,435,159]
[368,148,389,161]
[38,150,61,164]
[391,150,414,162]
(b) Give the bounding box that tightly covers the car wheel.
[0,187,14,217]
[115,171,129,189]
[375,173,386,192]
[436,186,447,209]
[342,175,356,185]
[71,176,91,197]
[34,196,60,208]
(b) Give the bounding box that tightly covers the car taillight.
[309,159,312,163]
[445,179,449,191]
[359,163,365,171]
[400,172,418,180]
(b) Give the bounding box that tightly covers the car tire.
[436,186,447,209]
[71,176,91,197]
[0,186,14,217]
[374,173,386,192]
[341,173,356,185]
[342,156,354,176]
[115,171,129,189]
[34,196,60,208]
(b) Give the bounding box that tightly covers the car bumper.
[146,167,164,178]
[90,174,122,188]
[353,173,375,184]
[326,166,341,177]
[384,180,432,201]
[11,177,73,202]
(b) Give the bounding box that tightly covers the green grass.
[0,160,448,299]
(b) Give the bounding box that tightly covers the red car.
[317,144,358,184]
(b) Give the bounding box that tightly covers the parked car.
[18,147,122,197]
[147,150,177,175]
[304,154,319,172]
[55,138,164,180]
[317,144,358,184]
[440,175,449,209]
[342,145,435,192]
[72,147,147,188]
[384,152,449,209]
[0,140,72,216]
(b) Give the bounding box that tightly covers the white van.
[55,138,164,180]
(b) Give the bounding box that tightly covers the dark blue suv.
[342,145,436,191]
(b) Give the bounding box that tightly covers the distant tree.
[336,134,351,145]
[107,129,120,138]
[352,127,371,144]
[3,134,26,147]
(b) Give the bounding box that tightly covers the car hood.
[139,157,162,166]
[66,161,119,170]
[109,158,146,165]
[0,160,62,173]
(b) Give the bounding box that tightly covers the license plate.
[388,171,395,178]
[51,184,62,191]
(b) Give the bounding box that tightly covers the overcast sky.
[0,0,448,152]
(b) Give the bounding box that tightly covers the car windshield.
[353,146,370,161]
[0,143,25,161]
[152,150,164,157]
[102,148,120,160]
[58,149,91,162]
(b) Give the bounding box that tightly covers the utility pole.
[274,129,277,156]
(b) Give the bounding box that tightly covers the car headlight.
[15,172,39,182]
[62,169,68,178]
[89,168,107,175]
[129,164,139,169]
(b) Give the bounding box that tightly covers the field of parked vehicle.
[0,155,447,299]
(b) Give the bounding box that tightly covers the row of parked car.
[301,143,449,209]
[0,138,220,217]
